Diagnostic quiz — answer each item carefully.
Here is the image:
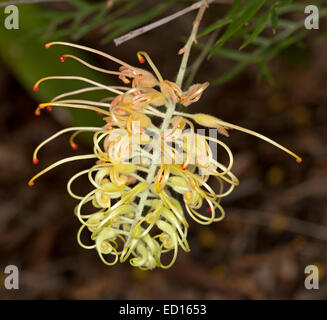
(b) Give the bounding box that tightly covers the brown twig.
[113,0,217,47]
[176,0,208,88]
[185,29,219,88]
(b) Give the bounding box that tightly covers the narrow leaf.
[198,18,231,38]
[271,7,278,33]
[213,62,248,85]
[209,0,267,56]
[240,9,271,50]
[227,0,242,19]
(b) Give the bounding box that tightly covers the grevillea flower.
[30,42,302,270]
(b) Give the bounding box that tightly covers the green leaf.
[209,0,267,56]
[198,0,243,39]
[198,18,231,38]
[102,1,174,43]
[271,7,278,33]
[257,62,275,85]
[68,0,91,10]
[240,9,271,50]
[105,0,142,24]
[227,0,242,19]
[261,30,308,61]
[211,48,251,62]
[0,5,111,128]
[72,5,109,40]
[213,62,248,85]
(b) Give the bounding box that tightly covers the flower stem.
[126,1,208,246]
[176,1,208,89]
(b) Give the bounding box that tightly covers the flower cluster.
[30,42,301,269]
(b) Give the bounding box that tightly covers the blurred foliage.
[0,4,110,127]
[0,0,326,125]
[38,0,176,43]
[1,1,326,83]
[196,0,326,85]
[25,0,326,86]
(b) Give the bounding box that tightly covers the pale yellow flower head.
[29,42,301,269]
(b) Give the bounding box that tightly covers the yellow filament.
[62,54,138,80]
[51,87,107,103]
[217,119,302,163]
[46,41,135,69]
[155,164,170,193]
[188,113,302,163]
[32,127,101,162]
[28,154,97,186]
[55,99,112,107]
[39,102,111,116]
[67,169,90,200]
[137,51,164,83]
[34,76,122,95]
[77,225,96,249]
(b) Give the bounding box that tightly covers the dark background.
[0,1,327,299]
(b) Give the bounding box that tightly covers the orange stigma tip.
[59,56,66,62]
[44,44,51,49]
[33,86,39,92]
[28,181,34,187]
[181,164,187,170]
[206,207,212,213]
[137,54,145,64]
[296,158,302,163]
[35,109,41,116]
[33,158,39,165]
[72,144,78,150]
